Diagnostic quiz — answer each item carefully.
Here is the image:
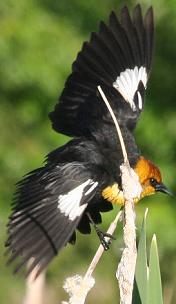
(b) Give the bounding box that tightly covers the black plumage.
[7,139,114,275]
[50,5,154,137]
[6,5,154,276]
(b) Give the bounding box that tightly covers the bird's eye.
[150,178,157,186]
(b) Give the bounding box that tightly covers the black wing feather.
[49,5,154,137]
[98,21,124,72]
[133,5,145,66]
[144,7,154,71]
[6,152,110,276]
[121,6,139,65]
[109,11,134,67]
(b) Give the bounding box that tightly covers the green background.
[0,0,176,303]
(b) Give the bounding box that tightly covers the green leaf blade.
[135,209,148,304]
[147,234,163,304]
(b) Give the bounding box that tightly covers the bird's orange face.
[134,157,171,198]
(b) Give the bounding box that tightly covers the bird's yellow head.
[134,157,171,199]
[102,156,171,206]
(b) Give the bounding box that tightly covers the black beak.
[155,183,173,196]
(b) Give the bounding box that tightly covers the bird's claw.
[96,230,115,250]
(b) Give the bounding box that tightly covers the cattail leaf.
[147,234,163,304]
[132,277,142,304]
[134,208,148,304]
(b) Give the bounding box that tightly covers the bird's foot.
[95,227,115,250]
[86,212,115,250]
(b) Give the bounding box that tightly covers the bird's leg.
[87,212,115,250]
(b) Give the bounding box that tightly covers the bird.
[6,4,171,277]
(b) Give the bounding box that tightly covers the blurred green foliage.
[0,0,176,303]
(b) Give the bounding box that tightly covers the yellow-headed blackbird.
[6,5,171,276]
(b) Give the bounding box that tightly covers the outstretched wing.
[6,161,109,276]
[50,5,154,137]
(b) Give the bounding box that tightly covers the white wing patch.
[58,179,98,221]
[137,91,143,110]
[113,66,147,111]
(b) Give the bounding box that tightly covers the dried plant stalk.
[62,86,142,304]
[116,163,142,304]
[62,210,122,304]
[98,87,142,303]
[23,263,46,304]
